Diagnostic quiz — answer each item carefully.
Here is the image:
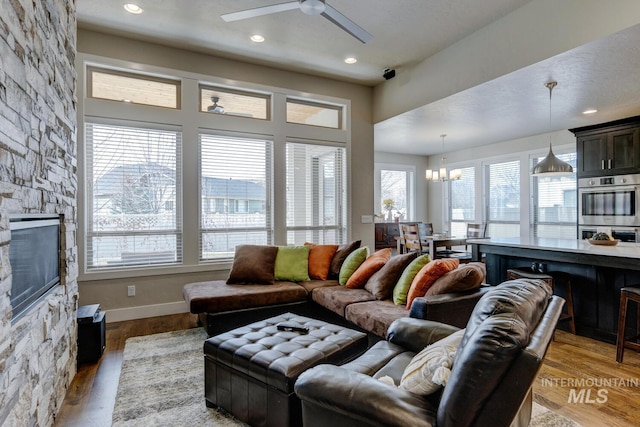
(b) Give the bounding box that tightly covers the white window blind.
[286,142,346,244]
[486,160,520,238]
[199,133,272,260]
[531,152,577,239]
[449,166,476,237]
[85,122,182,269]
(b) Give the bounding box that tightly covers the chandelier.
[426,134,462,182]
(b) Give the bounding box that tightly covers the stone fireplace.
[0,1,78,426]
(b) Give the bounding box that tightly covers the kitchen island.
[469,237,640,343]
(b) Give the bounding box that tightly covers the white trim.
[105,301,189,323]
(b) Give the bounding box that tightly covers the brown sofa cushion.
[329,240,362,279]
[312,285,376,317]
[425,262,486,296]
[226,245,279,285]
[365,252,418,300]
[345,300,409,338]
[298,279,340,294]
[183,280,308,313]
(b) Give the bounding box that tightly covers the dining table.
[396,234,468,260]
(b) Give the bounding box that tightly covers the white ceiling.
[76,0,640,155]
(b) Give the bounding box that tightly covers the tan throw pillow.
[365,252,417,300]
[226,245,279,285]
[399,329,466,396]
[425,262,486,296]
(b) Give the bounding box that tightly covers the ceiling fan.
[221,0,373,44]
[207,96,225,113]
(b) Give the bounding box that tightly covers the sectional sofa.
[182,242,489,338]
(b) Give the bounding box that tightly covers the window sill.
[79,261,233,282]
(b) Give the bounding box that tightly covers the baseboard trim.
[105,301,189,323]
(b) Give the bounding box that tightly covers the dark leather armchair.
[295,278,564,427]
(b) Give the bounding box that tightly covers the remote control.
[277,323,309,334]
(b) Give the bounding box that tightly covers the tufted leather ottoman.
[204,312,368,427]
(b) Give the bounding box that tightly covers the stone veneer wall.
[0,0,78,426]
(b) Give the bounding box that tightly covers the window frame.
[374,163,416,222]
[78,55,351,280]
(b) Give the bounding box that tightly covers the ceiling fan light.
[299,0,326,15]
[124,3,143,14]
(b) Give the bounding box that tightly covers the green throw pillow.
[338,247,369,286]
[393,254,431,305]
[274,245,310,282]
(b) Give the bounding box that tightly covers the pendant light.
[531,81,574,176]
[426,134,462,182]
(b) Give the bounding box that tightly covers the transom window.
[286,99,342,129]
[87,66,180,109]
[199,85,270,120]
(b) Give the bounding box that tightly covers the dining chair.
[417,222,433,242]
[401,224,424,254]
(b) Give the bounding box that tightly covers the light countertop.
[467,237,640,260]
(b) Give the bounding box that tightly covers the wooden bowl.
[587,238,619,246]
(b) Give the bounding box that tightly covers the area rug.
[112,328,580,427]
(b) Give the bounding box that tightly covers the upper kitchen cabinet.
[571,116,640,178]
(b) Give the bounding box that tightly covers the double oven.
[578,174,640,242]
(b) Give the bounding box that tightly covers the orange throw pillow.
[305,243,339,280]
[406,259,459,309]
[345,248,392,289]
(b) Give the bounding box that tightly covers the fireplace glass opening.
[9,214,61,322]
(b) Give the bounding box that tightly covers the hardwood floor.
[54,314,640,426]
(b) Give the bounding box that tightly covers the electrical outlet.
[127,285,136,297]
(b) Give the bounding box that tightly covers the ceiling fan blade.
[321,5,373,43]
[221,1,300,22]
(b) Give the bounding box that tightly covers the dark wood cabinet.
[571,116,640,177]
[374,222,405,250]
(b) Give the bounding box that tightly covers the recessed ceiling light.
[124,4,143,14]
[583,109,598,115]
[122,99,132,103]
[250,34,265,43]
[344,57,357,64]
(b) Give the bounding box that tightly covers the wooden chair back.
[467,223,487,239]
[401,224,423,253]
[418,222,434,240]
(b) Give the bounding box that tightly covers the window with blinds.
[199,133,273,260]
[285,142,346,244]
[531,152,577,239]
[449,166,476,237]
[85,122,182,268]
[486,160,520,238]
